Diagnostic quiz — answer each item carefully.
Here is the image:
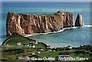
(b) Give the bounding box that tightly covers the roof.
[30,40,36,42]
[17,42,21,43]
[23,44,28,45]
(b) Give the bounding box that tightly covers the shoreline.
[24,25,92,37]
[24,26,78,37]
[0,25,92,47]
[24,25,92,48]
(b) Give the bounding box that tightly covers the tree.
[55,56,59,61]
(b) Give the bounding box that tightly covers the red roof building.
[29,40,38,44]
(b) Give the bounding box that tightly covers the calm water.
[0,2,92,47]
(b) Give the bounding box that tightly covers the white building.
[58,52,70,60]
[32,45,35,48]
[17,42,21,46]
[37,51,41,54]
[32,52,35,55]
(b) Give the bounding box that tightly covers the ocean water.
[0,2,92,47]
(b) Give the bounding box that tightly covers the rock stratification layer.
[75,14,84,26]
[6,11,75,36]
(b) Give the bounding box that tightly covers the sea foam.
[24,26,78,37]
[84,25,92,27]
[24,25,92,37]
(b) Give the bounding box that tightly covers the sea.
[0,2,92,47]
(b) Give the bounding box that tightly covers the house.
[40,48,44,51]
[25,56,30,61]
[32,52,35,55]
[66,45,73,50]
[18,56,25,59]
[29,40,38,44]
[37,51,41,54]
[58,52,70,59]
[32,45,36,48]
[1,46,3,47]
[6,44,9,46]
[17,42,21,46]
[49,48,56,52]
[23,44,28,46]
[49,49,52,52]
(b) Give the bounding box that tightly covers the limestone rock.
[75,14,84,26]
[6,11,75,36]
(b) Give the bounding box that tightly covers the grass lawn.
[37,51,60,58]
[37,50,91,58]
[2,35,47,49]
[29,43,46,49]
[70,53,90,58]
[3,36,30,46]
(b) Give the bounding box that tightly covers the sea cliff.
[6,11,83,36]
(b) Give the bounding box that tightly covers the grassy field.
[3,36,29,46]
[1,35,47,60]
[70,53,90,58]
[1,35,92,61]
[37,51,60,58]
[2,35,47,48]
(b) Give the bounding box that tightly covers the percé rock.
[75,14,84,26]
[6,11,75,36]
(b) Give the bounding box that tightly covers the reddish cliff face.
[6,11,75,36]
[75,14,84,26]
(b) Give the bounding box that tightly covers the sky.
[1,0,92,2]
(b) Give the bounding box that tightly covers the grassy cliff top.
[2,34,47,49]
[2,35,30,46]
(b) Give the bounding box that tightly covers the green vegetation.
[2,34,30,46]
[37,51,60,58]
[1,34,92,62]
[4,37,29,46]
[70,53,90,58]
[2,35,47,49]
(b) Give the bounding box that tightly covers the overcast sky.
[1,0,92,2]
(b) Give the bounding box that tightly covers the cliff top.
[8,10,73,16]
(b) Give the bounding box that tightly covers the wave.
[25,25,92,37]
[84,25,92,27]
[24,26,78,37]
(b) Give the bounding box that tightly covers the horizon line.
[1,0,92,3]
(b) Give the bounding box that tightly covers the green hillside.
[2,34,47,49]
[2,36,30,46]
